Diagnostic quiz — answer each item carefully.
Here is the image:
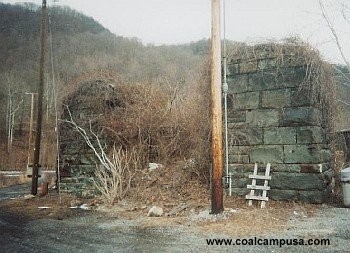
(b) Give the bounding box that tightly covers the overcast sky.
[1,0,350,64]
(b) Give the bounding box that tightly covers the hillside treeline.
[0,3,210,170]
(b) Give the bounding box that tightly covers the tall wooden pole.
[210,0,224,214]
[26,92,36,165]
[31,0,46,195]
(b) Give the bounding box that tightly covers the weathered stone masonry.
[58,45,334,203]
[226,44,333,203]
[59,80,116,197]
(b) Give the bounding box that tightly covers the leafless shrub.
[176,61,211,181]
[62,107,141,204]
[93,147,140,205]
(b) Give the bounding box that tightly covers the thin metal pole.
[49,12,61,202]
[222,0,229,185]
[229,172,232,196]
[25,92,36,165]
[210,0,224,214]
[31,0,47,195]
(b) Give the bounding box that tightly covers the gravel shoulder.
[0,184,349,252]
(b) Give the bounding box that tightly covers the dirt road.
[0,184,349,252]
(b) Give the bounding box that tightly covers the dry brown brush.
[60,64,211,201]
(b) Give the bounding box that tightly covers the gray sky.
[1,0,350,64]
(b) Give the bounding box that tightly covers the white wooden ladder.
[245,163,271,208]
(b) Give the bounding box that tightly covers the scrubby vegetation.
[0,3,211,175]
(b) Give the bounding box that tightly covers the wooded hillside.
[0,3,209,170]
[1,3,348,172]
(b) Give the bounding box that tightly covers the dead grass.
[125,160,210,213]
[91,161,319,237]
[0,172,319,238]
[0,174,30,188]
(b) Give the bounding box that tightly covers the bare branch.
[319,0,350,73]
[341,2,350,23]
[62,108,112,172]
[333,65,350,82]
[61,105,139,204]
[10,99,23,116]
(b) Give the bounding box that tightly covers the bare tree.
[319,0,350,74]
[4,74,23,152]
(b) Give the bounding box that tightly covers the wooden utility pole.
[26,92,36,165]
[210,0,224,214]
[6,86,13,153]
[31,0,46,195]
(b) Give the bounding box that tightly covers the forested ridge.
[0,3,209,169]
[1,3,349,172]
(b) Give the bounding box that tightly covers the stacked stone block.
[227,45,333,203]
[59,80,115,198]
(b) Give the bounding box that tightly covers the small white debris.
[70,199,83,207]
[224,208,238,213]
[148,163,163,172]
[38,206,51,209]
[49,185,57,190]
[79,204,91,210]
[319,164,323,173]
[147,206,163,217]
[23,194,35,199]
